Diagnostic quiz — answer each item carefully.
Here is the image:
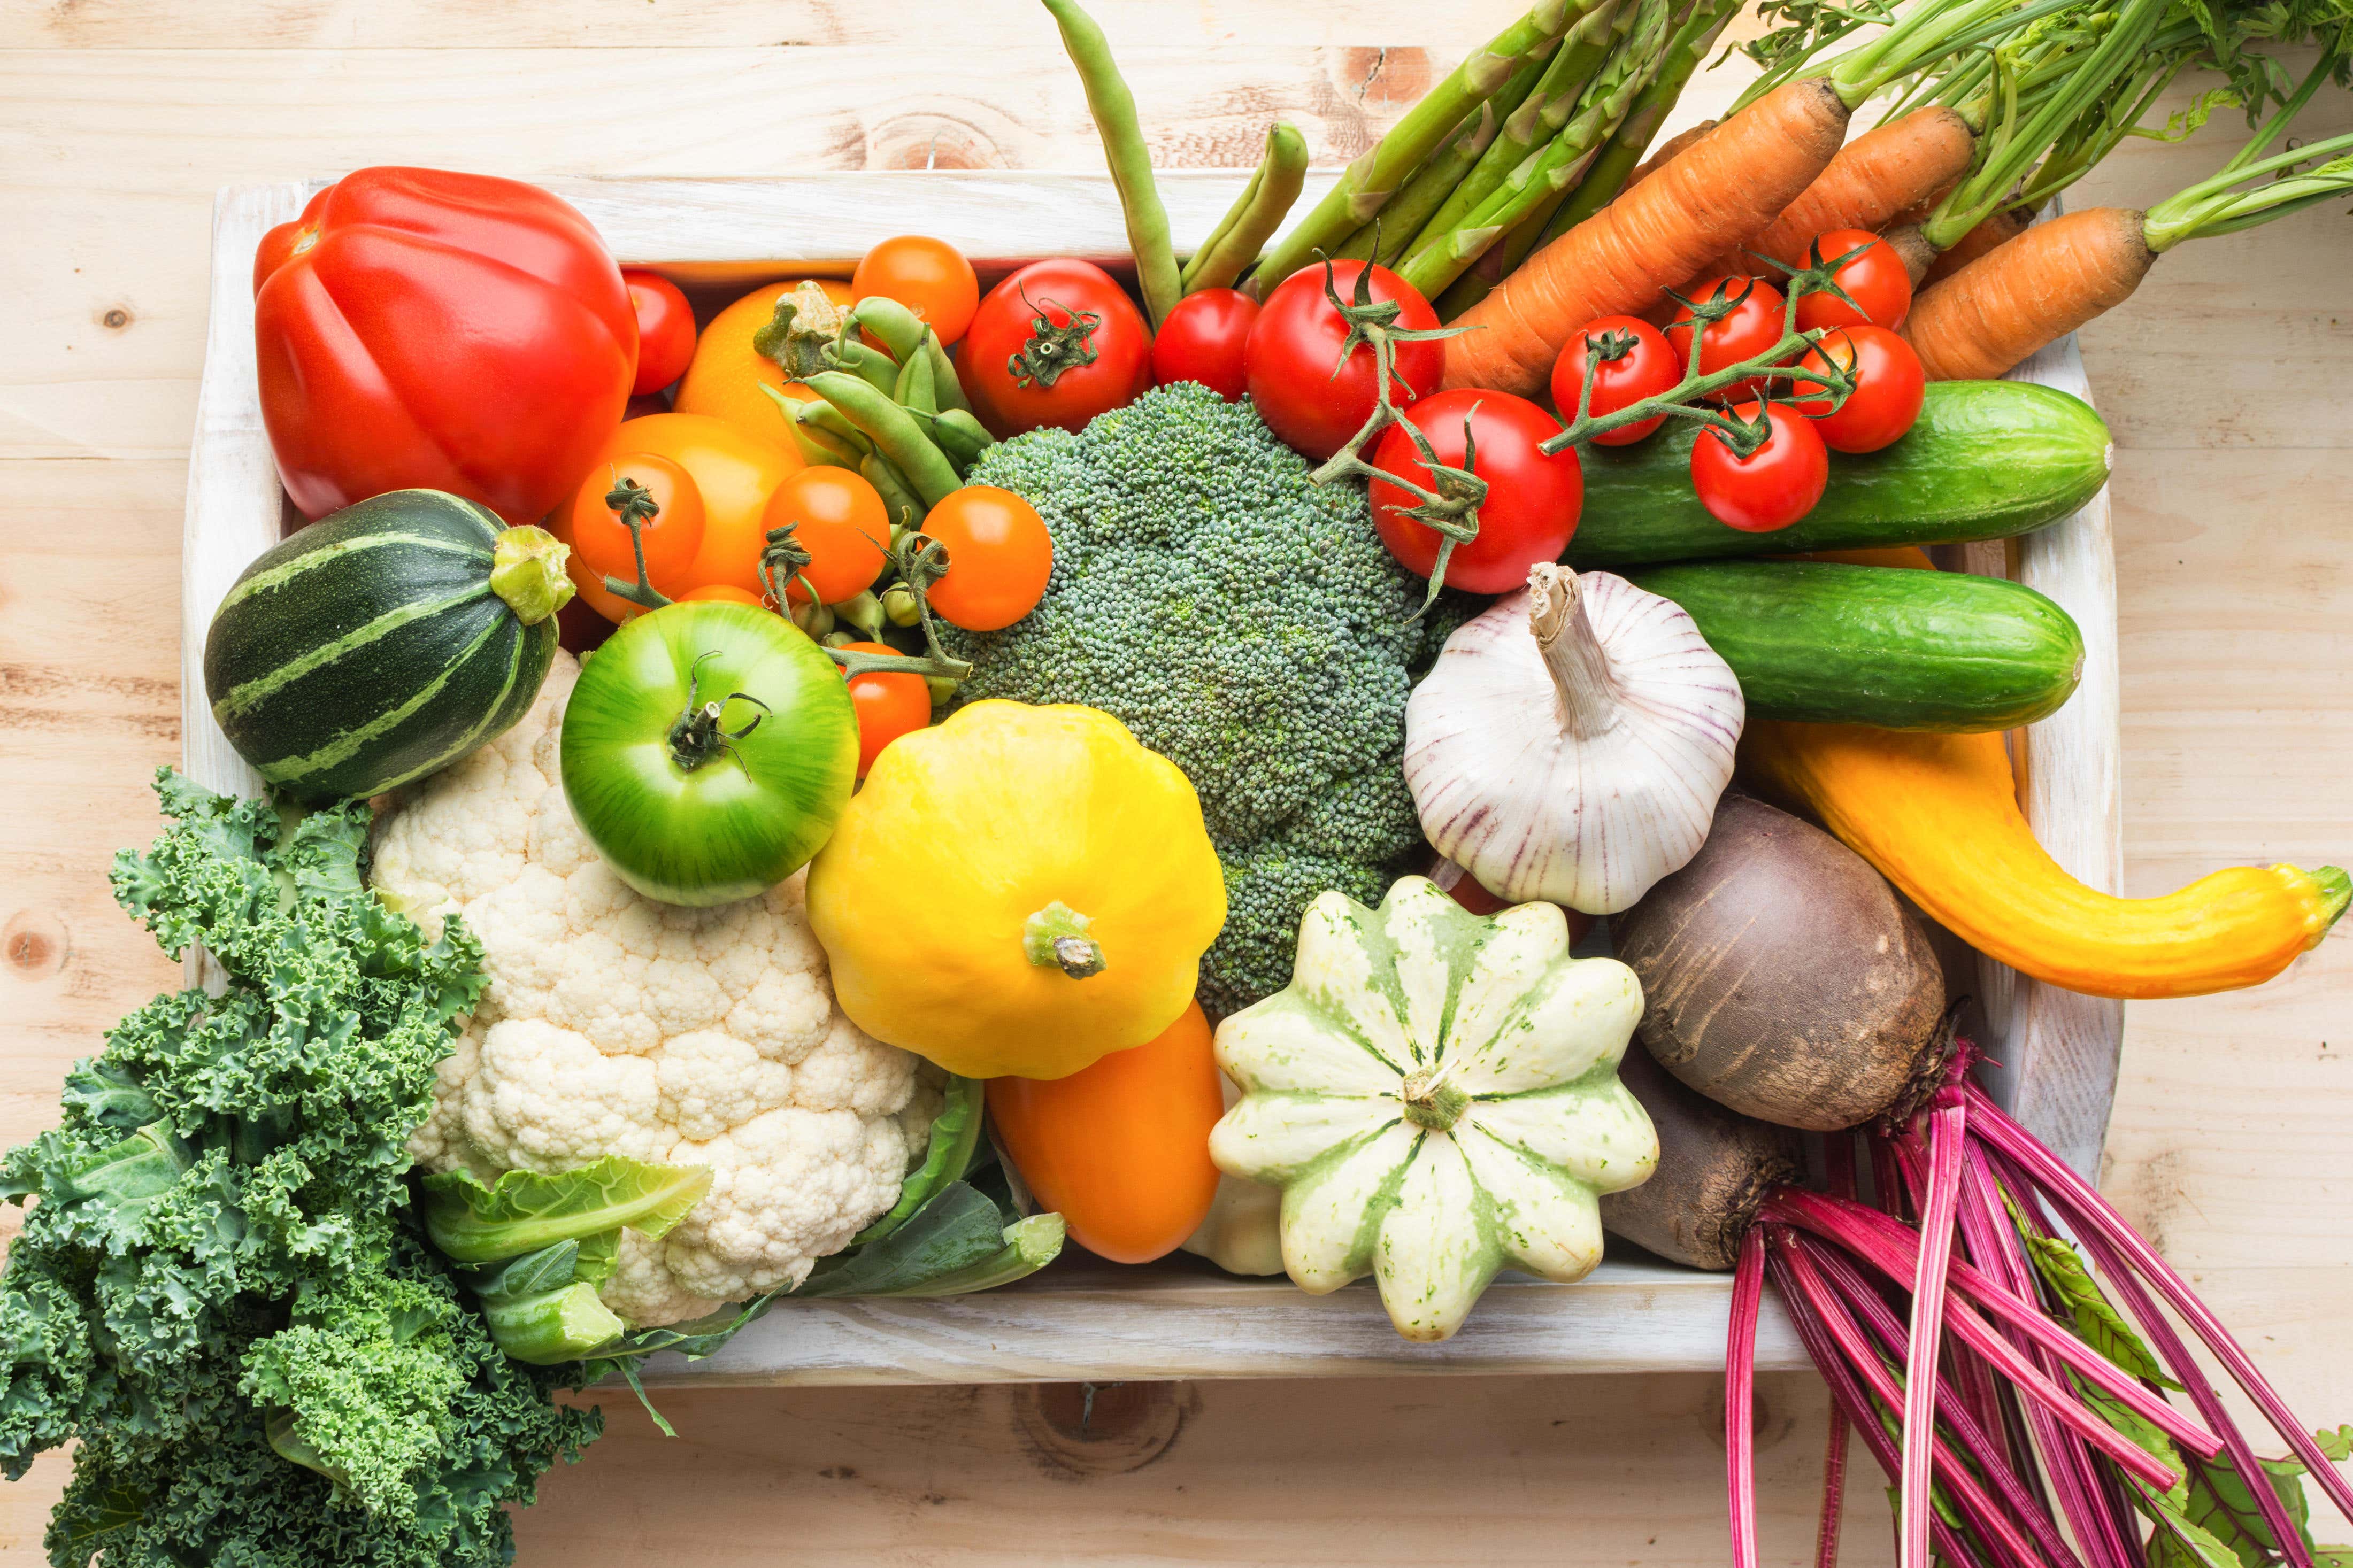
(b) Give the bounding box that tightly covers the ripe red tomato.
[833,641,933,777]
[760,468,891,605]
[624,269,696,396]
[566,453,707,598]
[1247,261,1444,462]
[1550,315,1681,445]
[252,167,636,524]
[1792,326,1926,454]
[1150,288,1260,400]
[1368,389,1582,593]
[1689,402,1829,533]
[1794,229,1914,333]
[1665,276,1789,404]
[919,486,1054,631]
[959,259,1152,438]
[853,236,981,347]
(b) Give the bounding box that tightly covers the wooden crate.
[182,171,2121,1385]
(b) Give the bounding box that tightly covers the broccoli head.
[947,382,1465,1016]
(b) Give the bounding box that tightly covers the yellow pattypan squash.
[806,700,1226,1079]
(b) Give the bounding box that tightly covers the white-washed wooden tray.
[182,171,2121,1385]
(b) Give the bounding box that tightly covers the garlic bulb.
[1404,563,1743,915]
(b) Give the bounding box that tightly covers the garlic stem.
[1527,564,1621,738]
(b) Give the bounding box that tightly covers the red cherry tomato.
[1689,401,1829,533]
[959,259,1152,438]
[1247,261,1444,462]
[919,486,1054,631]
[853,236,981,347]
[624,269,696,396]
[760,467,892,605]
[566,453,707,598]
[1550,315,1681,446]
[1150,288,1260,400]
[834,641,932,778]
[1368,389,1582,593]
[1665,276,1788,404]
[1793,229,1914,333]
[1792,325,1926,454]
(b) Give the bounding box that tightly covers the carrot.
[1920,204,2035,284]
[1622,118,1716,191]
[1900,206,2152,381]
[1698,106,1977,276]
[1442,76,1851,396]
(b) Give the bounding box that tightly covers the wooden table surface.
[4,3,2349,1562]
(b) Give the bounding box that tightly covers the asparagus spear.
[1247,0,1594,295]
[1396,0,1672,300]
[1398,0,1629,268]
[1537,0,1743,245]
[1334,101,1503,263]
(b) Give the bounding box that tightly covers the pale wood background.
[2,2,2347,1562]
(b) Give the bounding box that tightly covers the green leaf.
[478,1282,627,1368]
[2016,1223,2181,1388]
[791,1183,1062,1299]
[876,1214,1065,1297]
[420,1154,711,1264]
[853,1074,985,1245]
[2316,1425,2353,1462]
[57,1059,156,1133]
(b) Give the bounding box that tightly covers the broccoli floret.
[948,382,1466,1016]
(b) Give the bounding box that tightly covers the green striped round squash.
[203,489,575,802]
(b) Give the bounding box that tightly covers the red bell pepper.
[253,167,639,524]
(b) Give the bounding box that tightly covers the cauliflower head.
[372,653,937,1328]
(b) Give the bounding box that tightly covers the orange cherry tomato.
[852,236,980,347]
[673,277,856,456]
[566,453,707,600]
[919,486,1052,632]
[548,412,799,623]
[760,468,893,606]
[833,640,931,777]
[679,583,763,606]
[987,1001,1224,1264]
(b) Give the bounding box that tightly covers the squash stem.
[1022,901,1107,979]
[489,525,576,626]
[1526,563,1620,738]
[2308,864,2350,931]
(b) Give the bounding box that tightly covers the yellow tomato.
[673,277,856,455]
[550,413,799,623]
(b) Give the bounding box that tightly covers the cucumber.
[1568,381,2110,567]
[203,489,574,802]
[1624,560,2084,731]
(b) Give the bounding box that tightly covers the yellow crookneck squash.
[806,699,1226,1079]
[1741,720,2348,999]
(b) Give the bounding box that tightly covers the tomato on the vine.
[1151,288,1259,400]
[1689,401,1829,534]
[759,467,892,605]
[833,640,933,778]
[919,485,1054,631]
[1665,276,1788,403]
[567,453,707,600]
[679,584,762,606]
[1368,389,1581,594]
[1793,229,1913,333]
[1550,315,1681,445]
[853,236,981,347]
[622,269,696,396]
[1792,325,1926,454]
[1247,260,1444,462]
[959,259,1152,438]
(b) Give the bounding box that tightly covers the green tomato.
[560,601,856,906]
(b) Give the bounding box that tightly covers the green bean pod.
[851,296,928,364]
[806,370,963,507]
[758,383,868,469]
[921,329,972,415]
[822,335,902,397]
[1042,0,1185,326]
[860,452,927,528]
[921,407,997,474]
[1183,122,1311,294]
[894,343,939,418]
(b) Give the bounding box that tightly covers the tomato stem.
[666,651,771,773]
[602,477,676,612]
[1005,292,1104,389]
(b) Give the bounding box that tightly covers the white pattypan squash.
[1208,876,1658,1341]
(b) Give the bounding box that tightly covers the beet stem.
[1728,1227,1766,1568]
[1816,1405,1850,1568]
[1900,1100,1969,1568]
[1964,1082,2353,1527]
